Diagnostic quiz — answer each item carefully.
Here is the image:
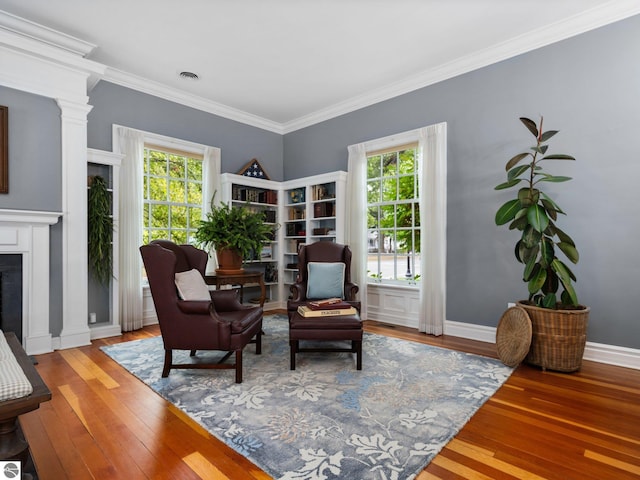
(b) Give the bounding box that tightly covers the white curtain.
[113,126,145,332]
[202,146,222,274]
[346,143,368,319]
[418,123,447,335]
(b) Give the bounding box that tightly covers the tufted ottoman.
[289,311,363,370]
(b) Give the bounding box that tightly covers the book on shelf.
[297,305,357,317]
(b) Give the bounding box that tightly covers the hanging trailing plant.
[88,175,112,284]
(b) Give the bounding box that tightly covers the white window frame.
[366,144,421,286]
[142,146,203,245]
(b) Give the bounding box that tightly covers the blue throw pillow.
[306,262,345,299]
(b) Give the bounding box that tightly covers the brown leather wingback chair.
[287,242,360,318]
[140,240,262,383]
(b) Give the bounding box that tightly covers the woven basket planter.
[517,301,590,373]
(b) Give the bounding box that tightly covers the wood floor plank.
[16,315,640,479]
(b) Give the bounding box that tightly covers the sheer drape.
[113,126,144,332]
[346,143,368,319]
[202,146,222,274]
[418,123,447,334]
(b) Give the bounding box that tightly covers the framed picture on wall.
[0,106,7,194]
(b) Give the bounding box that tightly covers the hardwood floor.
[19,314,640,479]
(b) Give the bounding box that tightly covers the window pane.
[187,158,202,180]
[367,179,381,204]
[189,207,202,226]
[396,229,413,253]
[398,149,415,174]
[396,203,412,227]
[171,205,187,227]
[382,177,397,202]
[187,181,202,205]
[414,202,421,227]
[169,180,186,203]
[367,155,381,178]
[149,177,167,201]
[151,229,168,241]
[142,203,149,227]
[382,152,397,177]
[367,229,379,253]
[142,230,149,245]
[149,152,166,176]
[398,175,414,200]
[367,206,379,229]
[171,230,187,244]
[380,205,395,229]
[151,204,169,228]
[169,155,185,179]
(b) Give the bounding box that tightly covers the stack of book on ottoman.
[297,298,357,317]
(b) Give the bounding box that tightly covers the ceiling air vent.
[179,71,199,80]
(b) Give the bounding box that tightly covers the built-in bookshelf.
[221,171,347,309]
[281,172,347,297]
[221,173,280,309]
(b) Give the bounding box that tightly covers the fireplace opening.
[0,254,22,341]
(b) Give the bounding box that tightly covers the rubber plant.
[194,194,275,261]
[88,175,113,284]
[495,117,580,309]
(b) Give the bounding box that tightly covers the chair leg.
[355,340,362,370]
[255,330,262,355]
[162,349,172,377]
[235,350,243,383]
[290,340,297,370]
[189,350,196,356]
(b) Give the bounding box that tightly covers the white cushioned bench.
[0,330,51,477]
[0,330,33,402]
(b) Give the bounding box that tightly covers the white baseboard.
[444,320,640,370]
[89,324,122,340]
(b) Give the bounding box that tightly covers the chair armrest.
[210,289,247,312]
[177,300,211,315]
[345,282,359,301]
[289,282,306,302]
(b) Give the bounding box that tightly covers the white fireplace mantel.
[0,209,62,354]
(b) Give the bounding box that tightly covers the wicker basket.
[517,301,589,373]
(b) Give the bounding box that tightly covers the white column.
[57,99,93,349]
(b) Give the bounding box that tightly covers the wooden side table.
[205,270,266,307]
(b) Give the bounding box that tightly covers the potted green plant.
[194,195,275,274]
[88,175,113,284]
[495,117,589,372]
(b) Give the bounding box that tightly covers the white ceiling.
[1,0,639,133]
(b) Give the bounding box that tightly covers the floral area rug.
[101,314,512,480]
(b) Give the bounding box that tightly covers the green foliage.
[495,117,580,309]
[88,176,112,284]
[367,149,420,253]
[194,196,276,260]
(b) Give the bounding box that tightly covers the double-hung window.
[142,147,203,245]
[366,145,421,284]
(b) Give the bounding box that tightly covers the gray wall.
[0,86,64,336]
[88,82,284,180]
[283,15,640,348]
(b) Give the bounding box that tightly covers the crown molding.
[0,9,96,57]
[101,67,285,134]
[3,4,639,134]
[281,1,640,133]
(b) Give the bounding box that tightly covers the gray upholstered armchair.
[140,240,262,383]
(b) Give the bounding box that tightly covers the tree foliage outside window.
[367,147,421,283]
[142,148,203,246]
